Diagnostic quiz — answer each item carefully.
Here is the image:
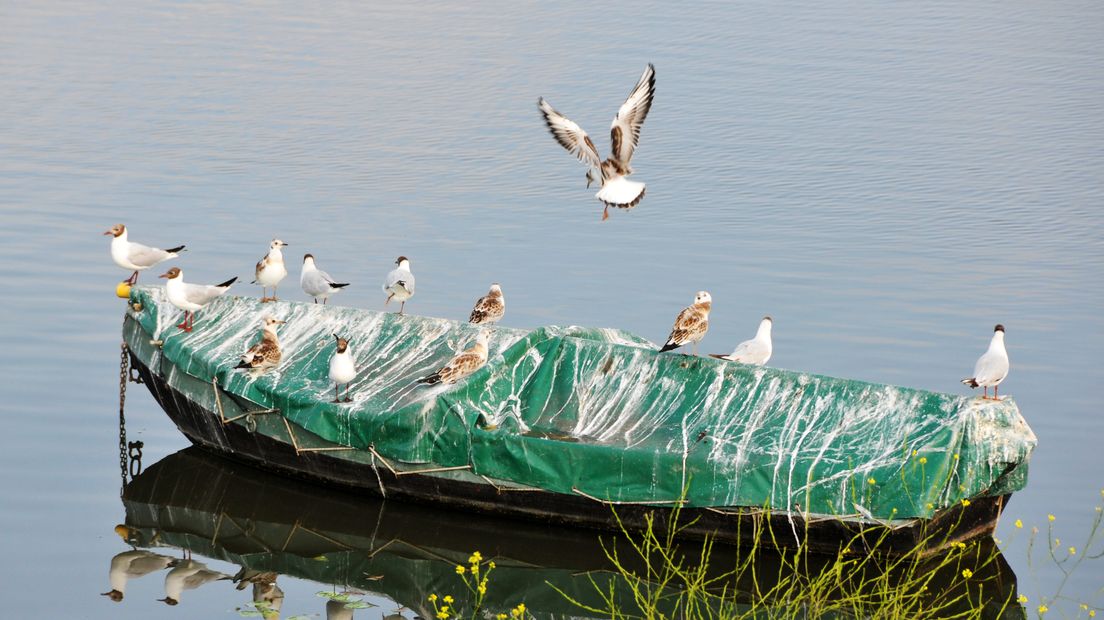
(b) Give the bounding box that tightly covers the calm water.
[1,0,1101,617]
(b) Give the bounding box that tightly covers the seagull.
[158,559,232,606]
[329,334,356,402]
[301,254,350,304]
[709,316,773,365]
[160,267,237,332]
[101,550,177,602]
[418,331,489,385]
[104,224,185,285]
[538,64,656,220]
[252,239,289,302]
[383,256,416,315]
[961,324,1009,400]
[468,283,505,325]
[235,316,285,371]
[658,291,712,355]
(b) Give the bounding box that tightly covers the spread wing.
[610,63,655,165]
[538,98,602,171]
[126,243,173,268]
[665,306,707,347]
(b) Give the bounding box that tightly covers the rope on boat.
[478,475,543,493]
[280,417,356,455]
[571,487,688,506]
[211,376,279,428]
[367,446,472,477]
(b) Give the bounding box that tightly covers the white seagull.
[961,324,1009,400]
[383,256,416,315]
[418,331,489,385]
[329,334,356,403]
[709,316,773,365]
[158,559,232,606]
[469,283,505,325]
[160,267,237,332]
[659,291,712,355]
[253,239,289,302]
[104,224,185,284]
[301,254,350,304]
[101,550,177,602]
[538,64,656,220]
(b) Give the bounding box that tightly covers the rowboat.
[120,286,1036,555]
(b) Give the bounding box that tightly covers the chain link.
[119,343,129,494]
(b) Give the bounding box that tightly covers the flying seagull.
[538,64,656,220]
[961,324,1009,400]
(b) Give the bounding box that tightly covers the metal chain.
[119,343,129,494]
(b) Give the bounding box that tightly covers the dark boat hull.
[129,349,1008,557]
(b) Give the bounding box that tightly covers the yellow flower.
[437,613,449,620]
[961,499,971,507]
[497,615,507,620]
[961,569,973,579]
[919,456,927,464]
[428,594,438,602]
[455,565,466,575]
[867,477,876,485]
[1048,514,1055,522]
[1069,546,1076,555]
[469,551,483,564]
[1055,538,1060,546]
[1089,610,1095,618]
[478,584,487,595]
[953,453,959,460]
[1081,604,1089,611]
[926,503,934,510]
[911,450,917,456]
[1014,519,1023,529]
[1017,594,1028,603]
[488,561,496,569]
[443,596,454,605]
[1038,604,1048,614]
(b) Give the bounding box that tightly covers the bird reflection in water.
[101,548,177,602]
[158,558,232,605]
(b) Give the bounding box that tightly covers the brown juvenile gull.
[961,324,1009,400]
[538,64,656,220]
[658,291,712,355]
[418,331,490,385]
[468,283,505,325]
[235,316,285,370]
[104,224,185,285]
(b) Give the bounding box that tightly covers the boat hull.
[128,347,1008,556]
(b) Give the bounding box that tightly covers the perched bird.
[659,291,712,355]
[101,550,177,602]
[538,64,656,220]
[961,324,1009,400]
[329,334,356,403]
[104,224,185,284]
[253,239,289,302]
[160,267,237,332]
[235,316,285,371]
[301,254,350,304]
[383,256,416,314]
[158,559,231,606]
[418,331,490,385]
[709,316,773,365]
[468,283,505,325]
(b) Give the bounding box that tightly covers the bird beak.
[103,230,113,236]
[158,271,172,278]
[275,319,286,325]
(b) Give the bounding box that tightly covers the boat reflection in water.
[111,448,1024,618]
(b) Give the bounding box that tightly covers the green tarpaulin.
[126,286,1035,519]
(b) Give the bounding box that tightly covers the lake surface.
[1,0,1101,617]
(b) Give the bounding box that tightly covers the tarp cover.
[128,287,1036,518]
